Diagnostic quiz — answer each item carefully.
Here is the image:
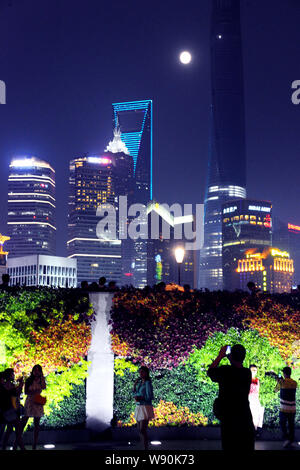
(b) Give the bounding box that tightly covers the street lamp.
[174,246,185,286]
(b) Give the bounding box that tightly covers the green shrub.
[40,383,86,429]
[186,328,286,407]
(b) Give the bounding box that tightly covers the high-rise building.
[104,126,135,284]
[146,202,196,288]
[272,218,300,287]
[112,100,153,288]
[237,248,294,294]
[112,100,153,203]
[7,156,56,258]
[222,199,272,291]
[67,151,133,286]
[199,0,246,291]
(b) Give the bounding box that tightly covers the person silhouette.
[274,366,297,448]
[98,277,107,290]
[207,344,255,451]
[0,273,10,289]
[1,368,25,450]
[20,365,46,450]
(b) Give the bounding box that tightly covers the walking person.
[249,365,264,437]
[0,368,26,450]
[20,365,46,450]
[207,344,255,451]
[133,366,154,450]
[274,366,297,449]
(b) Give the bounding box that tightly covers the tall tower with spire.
[199,0,247,290]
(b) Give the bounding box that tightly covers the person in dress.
[248,365,264,437]
[133,366,154,450]
[21,365,46,450]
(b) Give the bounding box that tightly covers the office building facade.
[67,152,133,286]
[272,219,300,287]
[146,202,196,288]
[7,254,77,288]
[237,248,294,294]
[222,199,272,291]
[199,0,247,291]
[7,156,56,258]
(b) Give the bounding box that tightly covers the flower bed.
[111,288,300,427]
[0,287,93,425]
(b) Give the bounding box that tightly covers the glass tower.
[67,153,133,287]
[7,156,56,258]
[222,199,272,291]
[112,100,153,203]
[112,100,153,288]
[199,0,247,290]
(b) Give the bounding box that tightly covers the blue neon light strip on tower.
[112,100,152,200]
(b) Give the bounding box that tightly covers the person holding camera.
[274,367,297,448]
[207,344,255,451]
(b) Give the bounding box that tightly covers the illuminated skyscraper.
[237,248,294,294]
[67,151,133,286]
[146,202,196,288]
[222,199,272,291]
[272,218,300,287]
[199,0,246,290]
[112,100,153,287]
[112,100,153,203]
[7,156,56,258]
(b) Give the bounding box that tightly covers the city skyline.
[1,0,300,261]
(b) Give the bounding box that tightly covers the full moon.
[179,51,192,64]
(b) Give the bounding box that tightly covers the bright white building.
[7,254,77,288]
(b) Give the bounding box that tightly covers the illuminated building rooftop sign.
[248,205,271,213]
[10,156,55,173]
[288,223,300,232]
[223,205,237,214]
[271,248,290,258]
[87,156,112,165]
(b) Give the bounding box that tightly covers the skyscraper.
[272,218,300,287]
[112,100,153,287]
[237,248,294,294]
[112,100,153,203]
[7,156,56,258]
[104,126,135,284]
[146,202,196,288]
[67,150,134,286]
[222,199,272,291]
[199,0,246,290]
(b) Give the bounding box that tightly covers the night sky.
[0,0,300,256]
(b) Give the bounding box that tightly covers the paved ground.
[11,439,299,451]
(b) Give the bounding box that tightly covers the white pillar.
[86,292,114,432]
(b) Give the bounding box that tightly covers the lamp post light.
[174,246,185,286]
